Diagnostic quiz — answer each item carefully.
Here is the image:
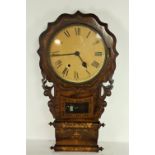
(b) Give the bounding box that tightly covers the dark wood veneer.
[37,11,118,152]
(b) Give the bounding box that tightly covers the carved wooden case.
[37,11,118,152]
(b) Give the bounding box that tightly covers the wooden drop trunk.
[52,121,101,152]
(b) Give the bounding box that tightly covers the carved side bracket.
[42,75,54,100]
[101,79,114,100]
[42,73,57,118]
[95,79,114,119]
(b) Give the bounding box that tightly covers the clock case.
[37,11,118,152]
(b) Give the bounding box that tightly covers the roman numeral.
[75,27,80,35]
[74,71,79,80]
[93,40,100,45]
[95,52,103,56]
[62,67,69,76]
[64,30,70,37]
[91,60,100,68]
[86,31,91,38]
[55,60,62,69]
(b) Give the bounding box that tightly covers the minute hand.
[50,52,76,57]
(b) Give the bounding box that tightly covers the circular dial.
[49,24,107,83]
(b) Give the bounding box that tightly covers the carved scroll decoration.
[95,79,114,119]
[41,72,57,118]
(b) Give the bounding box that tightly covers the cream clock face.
[49,24,107,83]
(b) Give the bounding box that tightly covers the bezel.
[38,11,118,88]
[48,23,109,84]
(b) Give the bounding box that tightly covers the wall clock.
[37,11,118,152]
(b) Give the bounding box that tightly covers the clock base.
[50,121,103,152]
[51,145,103,152]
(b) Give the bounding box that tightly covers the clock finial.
[74,10,83,15]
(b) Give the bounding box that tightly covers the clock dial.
[49,24,107,83]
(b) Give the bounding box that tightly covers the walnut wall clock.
[37,11,118,152]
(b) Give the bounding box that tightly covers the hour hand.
[74,51,87,68]
[82,62,87,68]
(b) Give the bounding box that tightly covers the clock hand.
[51,51,88,68]
[50,52,76,57]
[86,69,91,76]
[82,61,87,68]
[74,51,87,68]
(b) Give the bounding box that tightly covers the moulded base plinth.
[51,145,103,152]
